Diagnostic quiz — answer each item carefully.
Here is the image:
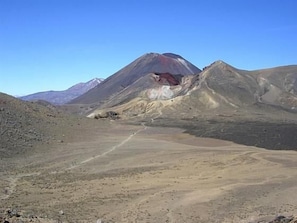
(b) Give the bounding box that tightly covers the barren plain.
[1,118,297,223]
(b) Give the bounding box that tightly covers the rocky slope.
[0,93,98,158]
[0,93,62,157]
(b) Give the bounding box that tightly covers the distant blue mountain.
[20,78,104,105]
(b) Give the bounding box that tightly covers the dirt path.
[66,123,148,170]
[1,122,297,223]
[1,123,147,203]
[0,172,40,200]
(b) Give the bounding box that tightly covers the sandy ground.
[1,121,297,223]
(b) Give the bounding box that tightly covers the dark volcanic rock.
[147,118,297,151]
[268,215,294,223]
[153,72,183,86]
[94,111,119,119]
[187,120,297,150]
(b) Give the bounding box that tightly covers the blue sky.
[0,0,296,96]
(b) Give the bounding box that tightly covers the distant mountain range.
[20,78,104,105]
[64,52,297,121]
[17,52,297,121]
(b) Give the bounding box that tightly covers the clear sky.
[1,0,296,96]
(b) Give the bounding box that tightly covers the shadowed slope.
[251,65,297,109]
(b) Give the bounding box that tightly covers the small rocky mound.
[0,208,106,223]
[266,215,297,223]
[0,208,56,223]
[94,110,119,120]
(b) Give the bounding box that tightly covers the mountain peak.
[162,53,184,59]
[69,52,201,104]
[67,78,103,91]
[140,52,185,61]
[140,52,200,75]
[86,77,104,85]
[202,60,234,71]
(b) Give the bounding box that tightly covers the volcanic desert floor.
[1,120,297,223]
